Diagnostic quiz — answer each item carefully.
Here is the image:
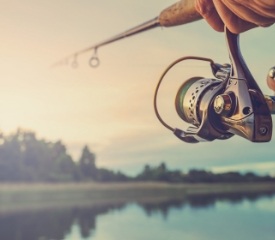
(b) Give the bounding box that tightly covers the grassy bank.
[0,182,274,213]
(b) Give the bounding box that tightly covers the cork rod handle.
[159,0,201,27]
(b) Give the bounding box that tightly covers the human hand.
[195,0,275,33]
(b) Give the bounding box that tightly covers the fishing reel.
[154,28,275,143]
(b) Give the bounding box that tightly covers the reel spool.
[175,77,222,127]
[154,28,275,143]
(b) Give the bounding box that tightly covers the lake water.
[0,192,274,240]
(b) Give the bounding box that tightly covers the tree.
[0,130,23,181]
[136,163,183,182]
[78,146,97,180]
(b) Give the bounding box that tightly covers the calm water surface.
[0,192,274,240]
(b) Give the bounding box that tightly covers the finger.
[195,0,224,32]
[240,0,275,12]
[223,0,275,26]
[213,0,256,33]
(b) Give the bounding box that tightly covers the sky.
[0,0,275,176]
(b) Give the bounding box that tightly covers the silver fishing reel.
[154,28,275,143]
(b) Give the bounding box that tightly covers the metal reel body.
[155,28,273,143]
[174,64,272,143]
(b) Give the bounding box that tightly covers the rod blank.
[53,0,202,67]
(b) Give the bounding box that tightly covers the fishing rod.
[54,0,275,143]
[53,0,202,68]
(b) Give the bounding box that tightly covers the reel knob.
[213,94,234,116]
[267,66,275,92]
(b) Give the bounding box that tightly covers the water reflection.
[0,203,126,240]
[0,191,274,240]
[138,191,275,219]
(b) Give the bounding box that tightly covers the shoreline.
[0,182,274,213]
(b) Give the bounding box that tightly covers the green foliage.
[0,130,79,182]
[0,129,273,184]
[136,162,183,182]
[97,168,129,182]
[78,145,97,180]
[136,163,275,183]
[0,129,131,183]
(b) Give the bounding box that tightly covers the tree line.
[0,129,128,182]
[0,129,273,183]
[136,163,274,183]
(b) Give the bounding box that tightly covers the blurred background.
[1,0,275,176]
[0,1,275,240]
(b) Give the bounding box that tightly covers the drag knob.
[267,66,275,92]
[213,94,233,116]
